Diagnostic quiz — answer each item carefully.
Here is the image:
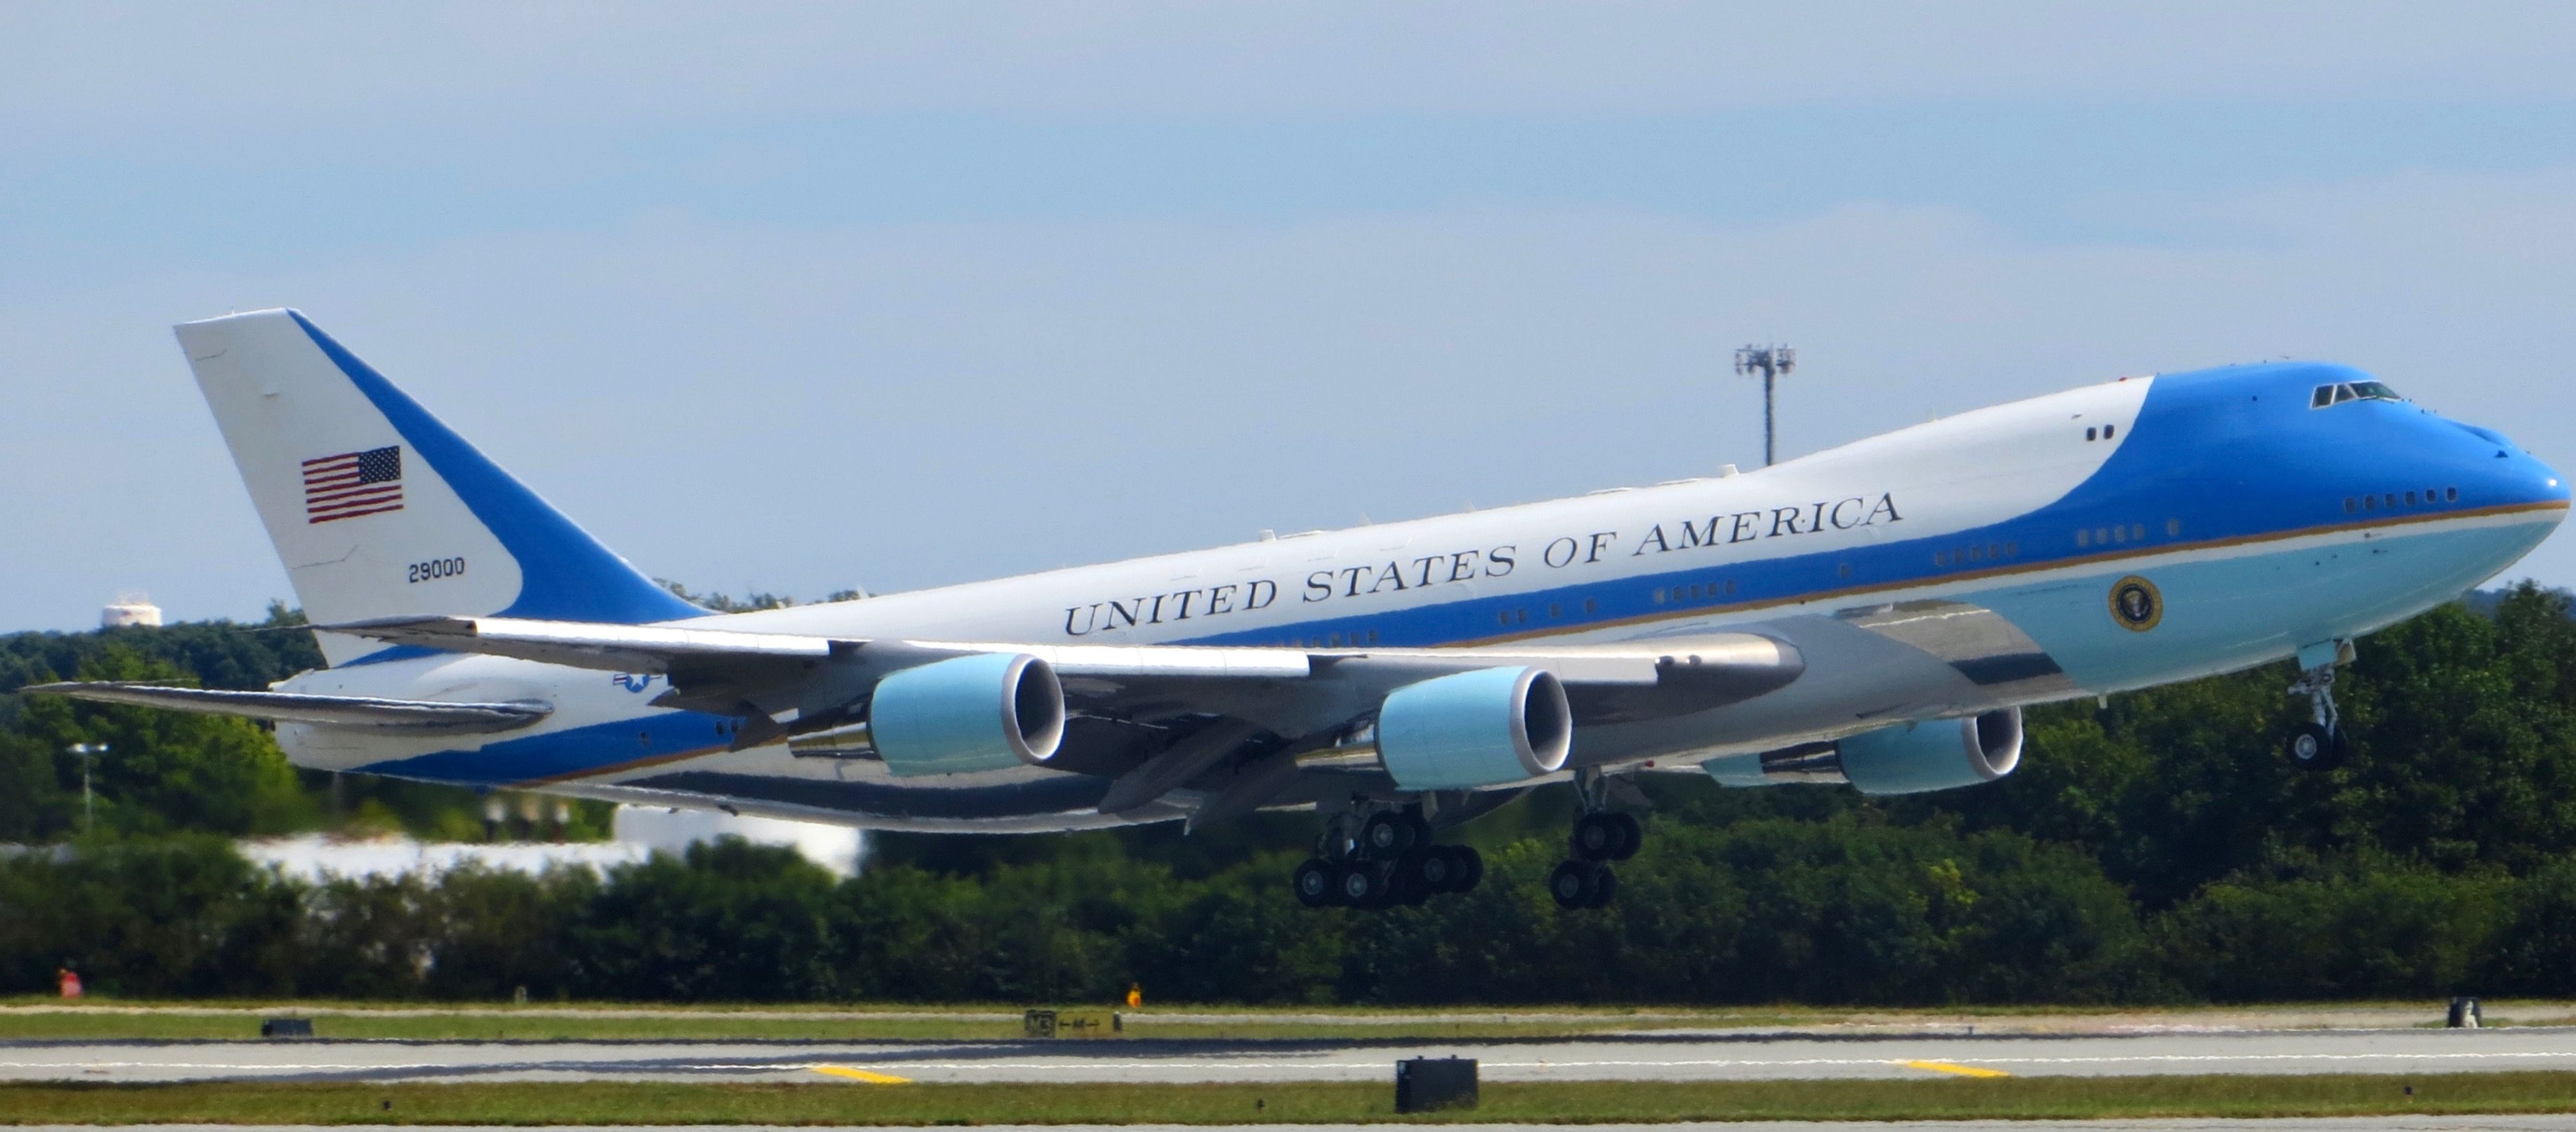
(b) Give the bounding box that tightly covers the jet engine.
[1711,707,2022,796]
[867,653,1067,777]
[1375,666,1573,790]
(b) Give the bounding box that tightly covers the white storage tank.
[101,593,162,628]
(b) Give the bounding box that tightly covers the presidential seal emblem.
[2108,574,2163,632]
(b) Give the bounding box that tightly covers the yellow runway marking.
[812,1065,912,1084]
[1900,1059,2011,1078]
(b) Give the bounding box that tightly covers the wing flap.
[23,682,552,733]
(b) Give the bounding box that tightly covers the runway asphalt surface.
[10,1122,2576,1131]
[4,1027,2572,1084]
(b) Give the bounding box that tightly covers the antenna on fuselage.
[1734,344,1796,466]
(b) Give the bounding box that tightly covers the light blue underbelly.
[1973,519,2553,693]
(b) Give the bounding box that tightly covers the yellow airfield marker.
[1900,1060,2011,1078]
[811,1065,913,1084]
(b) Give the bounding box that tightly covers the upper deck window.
[2312,381,2403,408]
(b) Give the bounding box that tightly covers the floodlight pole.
[66,743,106,833]
[1734,345,1796,467]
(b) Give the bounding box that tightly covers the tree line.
[1,584,2572,1004]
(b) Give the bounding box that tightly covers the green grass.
[4,1074,2573,1124]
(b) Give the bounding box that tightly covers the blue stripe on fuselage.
[1175,362,2566,650]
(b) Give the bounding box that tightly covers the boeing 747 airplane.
[35,310,2569,909]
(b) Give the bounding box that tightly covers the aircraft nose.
[2454,421,2569,515]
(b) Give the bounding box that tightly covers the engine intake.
[868,653,1066,777]
[1711,708,2022,796]
[1375,666,1573,790]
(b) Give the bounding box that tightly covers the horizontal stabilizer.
[22,682,552,733]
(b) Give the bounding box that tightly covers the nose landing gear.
[2285,640,2353,772]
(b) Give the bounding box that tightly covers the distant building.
[101,593,162,628]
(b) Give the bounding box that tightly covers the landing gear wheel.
[1586,862,1619,908]
[1448,845,1484,893]
[2287,723,2346,772]
[1548,860,1616,909]
[1399,856,1434,907]
[1572,813,1624,861]
[1336,860,1397,909]
[1605,812,1642,861]
[1411,847,1459,893]
[1293,858,1337,908]
[1361,810,1420,856]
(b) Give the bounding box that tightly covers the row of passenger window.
[2077,518,2184,549]
[1651,579,1738,605]
[1493,596,1604,628]
[2346,487,2457,513]
[1934,541,2020,567]
[1299,627,1381,648]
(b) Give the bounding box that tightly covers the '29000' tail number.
[407,558,466,584]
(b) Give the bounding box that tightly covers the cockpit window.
[2311,381,2403,408]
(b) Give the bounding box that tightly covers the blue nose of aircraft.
[2458,421,2570,513]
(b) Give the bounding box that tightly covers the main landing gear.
[2285,641,2353,772]
[1549,769,1640,911]
[1293,806,1484,911]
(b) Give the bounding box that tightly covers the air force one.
[36,310,2568,909]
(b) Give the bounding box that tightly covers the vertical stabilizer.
[176,309,702,665]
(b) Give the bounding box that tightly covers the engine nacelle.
[1375,666,1573,790]
[1710,708,2023,796]
[867,653,1066,777]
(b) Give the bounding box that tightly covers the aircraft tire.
[1586,862,1619,909]
[1549,860,1604,909]
[1401,863,1434,907]
[1571,814,1621,861]
[1606,812,1642,860]
[1410,847,1456,893]
[2287,723,2343,772]
[1293,858,1338,908]
[1338,860,1401,909]
[1333,860,1373,907]
[1448,845,1484,893]
[1361,811,1418,857]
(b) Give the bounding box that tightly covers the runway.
[9,1122,2576,1132]
[5,1027,2573,1084]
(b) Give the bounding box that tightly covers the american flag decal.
[302,445,405,523]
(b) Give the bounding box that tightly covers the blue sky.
[6,4,2575,629]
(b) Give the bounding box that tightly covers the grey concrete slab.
[3,1027,2574,1085]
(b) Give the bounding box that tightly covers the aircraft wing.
[319,615,1803,820]
[322,615,1802,735]
[22,681,552,733]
